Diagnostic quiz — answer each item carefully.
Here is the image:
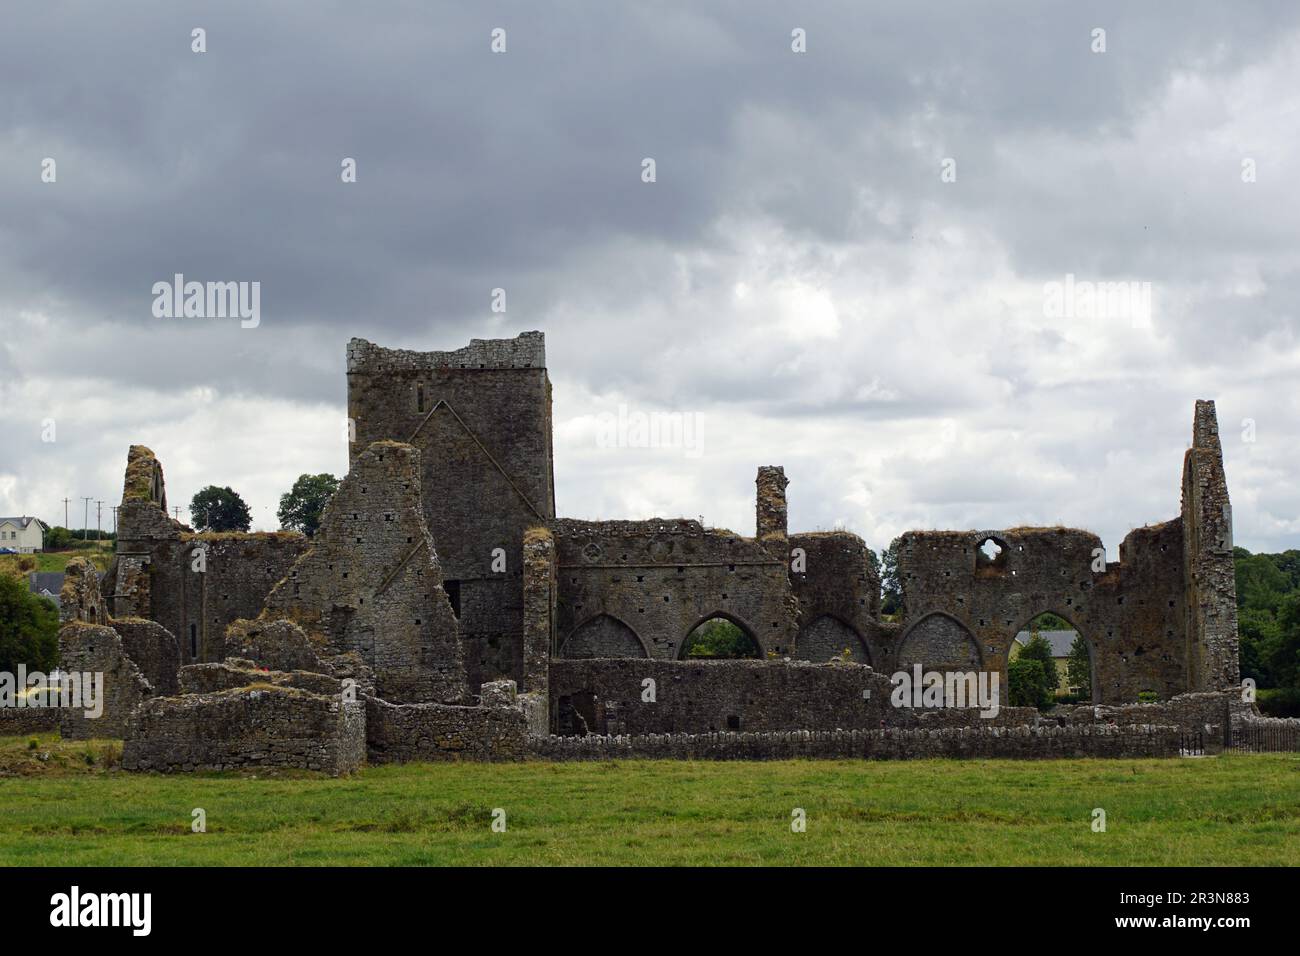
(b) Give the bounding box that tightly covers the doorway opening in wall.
[189,623,198,660]
[443,580,461,618]
[1008,612,1094,707]
[682,616,761,659]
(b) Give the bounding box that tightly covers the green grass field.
[1,735,1297,865]
[0,543,114,579]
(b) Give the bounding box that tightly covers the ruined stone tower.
[756,465,789,547]
[346,333,555,691]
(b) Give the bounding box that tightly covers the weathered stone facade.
[59,557,106,625]
[123,682,365,775]
[222,618,330,675]
[111,618,182,697]
[553,518,799,661]
[552,658,895,735]
[1182,400,1240,693]
[364,690,530,763]
[260,441,466,704]
[347,334,555,692]
[94,332,1251,769]
[57,622,153,740]
[102,448,311,666]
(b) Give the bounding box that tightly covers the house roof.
[29,571,65,594]
[28,572,64,608]
[1014,629,1079,658]
[0,516,45,530]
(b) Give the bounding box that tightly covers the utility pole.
[173,506,181,521]
[82,497,91,543]
[96,501,103,543]
[112,506,119,536]
[63,497,70,530]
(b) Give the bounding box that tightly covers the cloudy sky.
[2,1,1298,556]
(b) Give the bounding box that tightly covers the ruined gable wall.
[261,441,466,704]
[346,333,554,691]
[1182,400,1240,692]
[897,525,1187,704]
[553,518,799,661]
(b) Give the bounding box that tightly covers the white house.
[0,516,47,553]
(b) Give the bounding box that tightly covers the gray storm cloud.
[1,0,1297,554]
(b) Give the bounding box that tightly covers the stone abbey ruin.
[29,331,1296,772]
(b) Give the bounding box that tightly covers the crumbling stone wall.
[789,531,884,664]
[550,658,896,735]
[364,693,530,762]
[347,333,555,692]
[122,684,365,775]
[223,618,329,675]
[261,441,466,704]
[102,331,1239,760]
[531,723,1181,761]
[521,527,555,696]
[755,465,789,550]
[554,518,799,661]
[896,523,1187,704]
[0,709,61,735]
[1052,689,1236,747]
[102,446,308,664]
[59,558,106,625]
[891,401,1236,706]
[57,622,152,739]
[1182,400,1240,692]
[111,618,181,696]
[180,659,344,696]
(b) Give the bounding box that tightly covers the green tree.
[1018,632,1060,702]
[1066,634,1092,700]
[683,618,760,659]
[880,538,902,616]
[277,473,340,538]
[1008,658,1052,709]
[43,526,74,550]
[0,575,59,673]
[189,485,252,533]
[1268,593,1300,690]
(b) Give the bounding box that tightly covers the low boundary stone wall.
[1230,713,1300,752]
[1051,691,1237,748]
[365,696,529,762]
[529,723,1181,761]
[0,708,62,735]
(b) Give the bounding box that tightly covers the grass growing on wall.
[1,735,1298,866]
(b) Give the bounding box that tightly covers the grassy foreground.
[0,735,1297,865]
